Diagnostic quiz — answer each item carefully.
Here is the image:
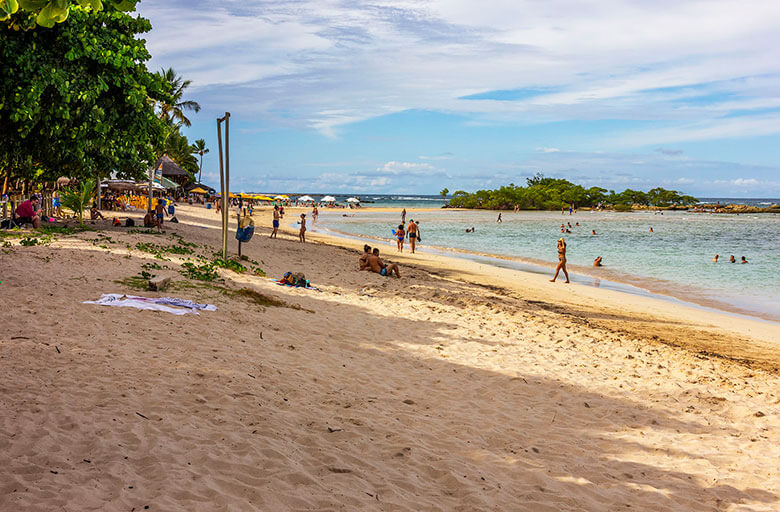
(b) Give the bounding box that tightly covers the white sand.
[1,204,778,511]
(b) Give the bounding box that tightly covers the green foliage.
[59,178,95,223]
[440,187,449,198]
[192,138,208,184]
[0,7,170,183]
[2,0,137,28]
[447,174,697,210]
[163,128,198,176]
[180,261,219,281]
[156,67,200,128]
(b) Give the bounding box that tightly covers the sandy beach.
[1,204,779,511]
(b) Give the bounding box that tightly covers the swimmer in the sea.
[593,256,602,267]
[713,254,719,262]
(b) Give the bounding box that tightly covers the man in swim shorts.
[368,248,400,277]
[270,205,279,238]
[407,219,418,253]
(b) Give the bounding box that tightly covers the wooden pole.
[217,114,227,260]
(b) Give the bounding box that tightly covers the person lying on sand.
[368,248,400,277]
[359,244,372,270]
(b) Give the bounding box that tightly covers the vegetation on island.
[446,174,697,210]
[1,4,205,194]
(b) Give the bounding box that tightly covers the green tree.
[163,129,198,177]
[192,138,209,184]
[59,177,95,224]
[0,5,170,187]
[2,0,137,28]
[156,67,201,128]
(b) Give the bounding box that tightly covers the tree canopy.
[2,0,137,28]
[0,5,170,185]
[447,174,697,210]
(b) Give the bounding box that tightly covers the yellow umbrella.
[239,193,254,199]
[189,186,209,194]
[255,195,274,201]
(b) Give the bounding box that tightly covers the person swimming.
[593,256,603,267]
[741,256,748,264]
[713,254,719,262]
[591,229,596,235]
[729,255,736,263]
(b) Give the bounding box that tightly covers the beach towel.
[83,294,217,315]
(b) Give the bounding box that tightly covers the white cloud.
[732,178,759,186]
[138,0,780,139]
[537,147,561,153]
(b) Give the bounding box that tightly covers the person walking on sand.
[154,200,165,232]
[299,213,306,242]
[270,205,280,238]
[401,208,406,224]
[407,219,418,253]
[395,224,405,252]
[550,238,570,283]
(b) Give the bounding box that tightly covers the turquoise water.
[314,208,780,321]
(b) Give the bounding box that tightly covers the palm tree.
[157,68,201,127]
[192,139,209,184]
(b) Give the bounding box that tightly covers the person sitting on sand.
[90,203,105,220]
[14,196,41,228]
[550,238,569,283]
[395,224,405,252]
[729,255,736,263]
[593,256,603,267]
[359,244,372,270]
[299,213,306,242]
[143,210,158,229]
[368,248,400,277]
[713,254,719,262]
[741,256,748,264]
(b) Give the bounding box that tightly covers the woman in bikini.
[396,224,405,252]
[550,237,570,283]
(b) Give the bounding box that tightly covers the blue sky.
[137,0,780,197]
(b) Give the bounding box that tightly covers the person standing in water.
[312,206,318,223]
[395,224,405,252]
[550,238,570,283]
[407,219,418,253]
[713,254,719,262]
[497,213,502,223]
[401,208,406,224]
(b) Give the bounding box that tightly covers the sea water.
[313,206,780,322]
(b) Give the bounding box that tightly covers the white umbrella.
[346,197,360,203]
[297,195,314,202]
[274,195,287,200]
[320,195,336,202]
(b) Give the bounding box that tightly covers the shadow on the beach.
[1,218,776,512]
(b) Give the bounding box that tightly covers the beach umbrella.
[346,197,360,203]
[274,195,287,200]
[239,193,254,199]
[189,186,209,194]
[298,195,314,202]
[321,195,336,202]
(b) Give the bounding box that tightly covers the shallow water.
[314,208,780,321]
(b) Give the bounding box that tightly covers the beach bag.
[168,204,175,215]
[171,216,179,223]
[236,225,254,242]
[125,218,135,227]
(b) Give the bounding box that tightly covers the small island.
[444,173,697,211]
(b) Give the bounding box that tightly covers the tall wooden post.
[217,112,231,261]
